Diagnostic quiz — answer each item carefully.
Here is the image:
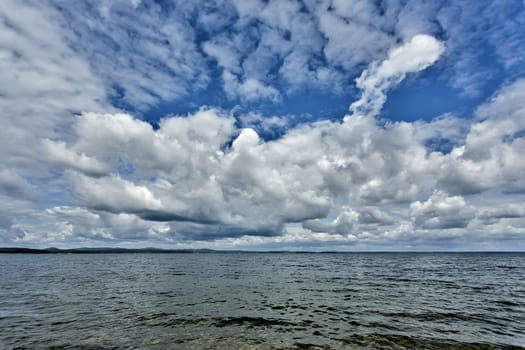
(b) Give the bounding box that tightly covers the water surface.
[1,253,524,349]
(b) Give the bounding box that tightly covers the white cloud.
[49,0,209,110]
[0,0,109,175]
[410,191,476,230]
[56,106,437,238]
[202,40,242,74]
[350,34,445,117]
[437,0,525,97]
[438,79,525,195]
[41,139,110,177]
[235,77,281,103]
[5,206,171,246]
[318,8,393,72]
[70,173,164,215]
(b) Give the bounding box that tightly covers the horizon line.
[1,247,524,254]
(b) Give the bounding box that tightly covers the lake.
[1,253,524,349]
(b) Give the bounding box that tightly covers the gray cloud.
[358,207,395,225]
[478,205,525,224]
[409,191,476,230]
[0,169,35,200]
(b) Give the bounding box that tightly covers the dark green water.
[1,253,524,349]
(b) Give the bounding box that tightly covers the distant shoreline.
[0,247,213,254]
[1,247,524,254]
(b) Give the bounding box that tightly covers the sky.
[1,0,525,251]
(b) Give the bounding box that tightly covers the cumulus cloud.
[358,207,395,225]
[6,206,171,246]
[69,174,164,216]
[303,209,360,236]
[437,79,525,195]
[57,73,448,240]
[48,206,171,242]
[41,139,110,177]
[478,205,525,224]
[409,191,476,229]
[302,206,395,237]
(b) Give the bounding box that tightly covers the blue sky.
[0,0,525,250]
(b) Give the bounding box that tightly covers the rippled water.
[1,253,524,349]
